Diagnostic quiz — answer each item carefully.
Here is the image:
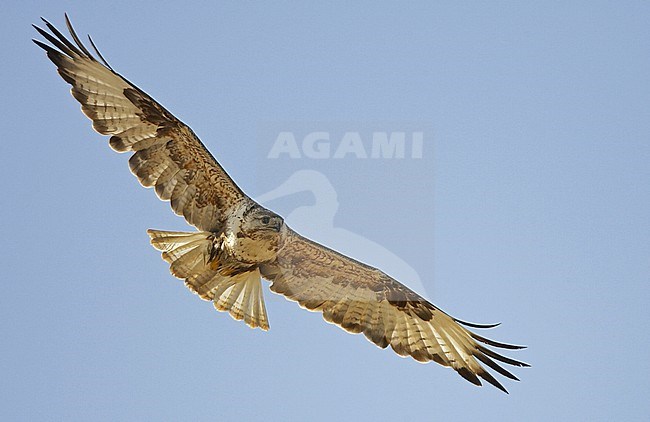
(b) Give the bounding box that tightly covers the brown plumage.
[34,15,528,393]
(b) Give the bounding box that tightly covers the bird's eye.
[261,216,271,224]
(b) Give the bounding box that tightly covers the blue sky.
[2,1,649,420]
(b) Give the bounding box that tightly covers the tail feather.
[249,278,269,329]
[162,238,210,263]
[147,229,270,330]
[219,278,247,315]
[148,230,212,253]
[169,245,208,279]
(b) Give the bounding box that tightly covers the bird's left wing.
[33,15,246,231]
[260,227,528,393]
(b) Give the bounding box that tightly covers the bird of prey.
[33,15,528,393]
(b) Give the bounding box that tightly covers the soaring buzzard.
[33,15,528,393]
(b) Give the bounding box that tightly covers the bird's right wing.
[33,15,246,231]
[261,227,529,393]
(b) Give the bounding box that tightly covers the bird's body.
[34,15,528,393]
[222,201,284,264]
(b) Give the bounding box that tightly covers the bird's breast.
[224,229,277,264]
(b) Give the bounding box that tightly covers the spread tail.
[147,229,269,330]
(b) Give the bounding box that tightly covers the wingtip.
[479,370,510,394]
[87,33,113,70]
[64,13,73,32]
[457,367,482,387]
[471,332,528,350]
[32,38,53,53]
[455,318,501,329]
[498,385,510,394]
[32,22,46,34]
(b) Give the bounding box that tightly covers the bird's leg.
[206,231,226,269]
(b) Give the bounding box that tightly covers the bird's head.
[241,206,285,238]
